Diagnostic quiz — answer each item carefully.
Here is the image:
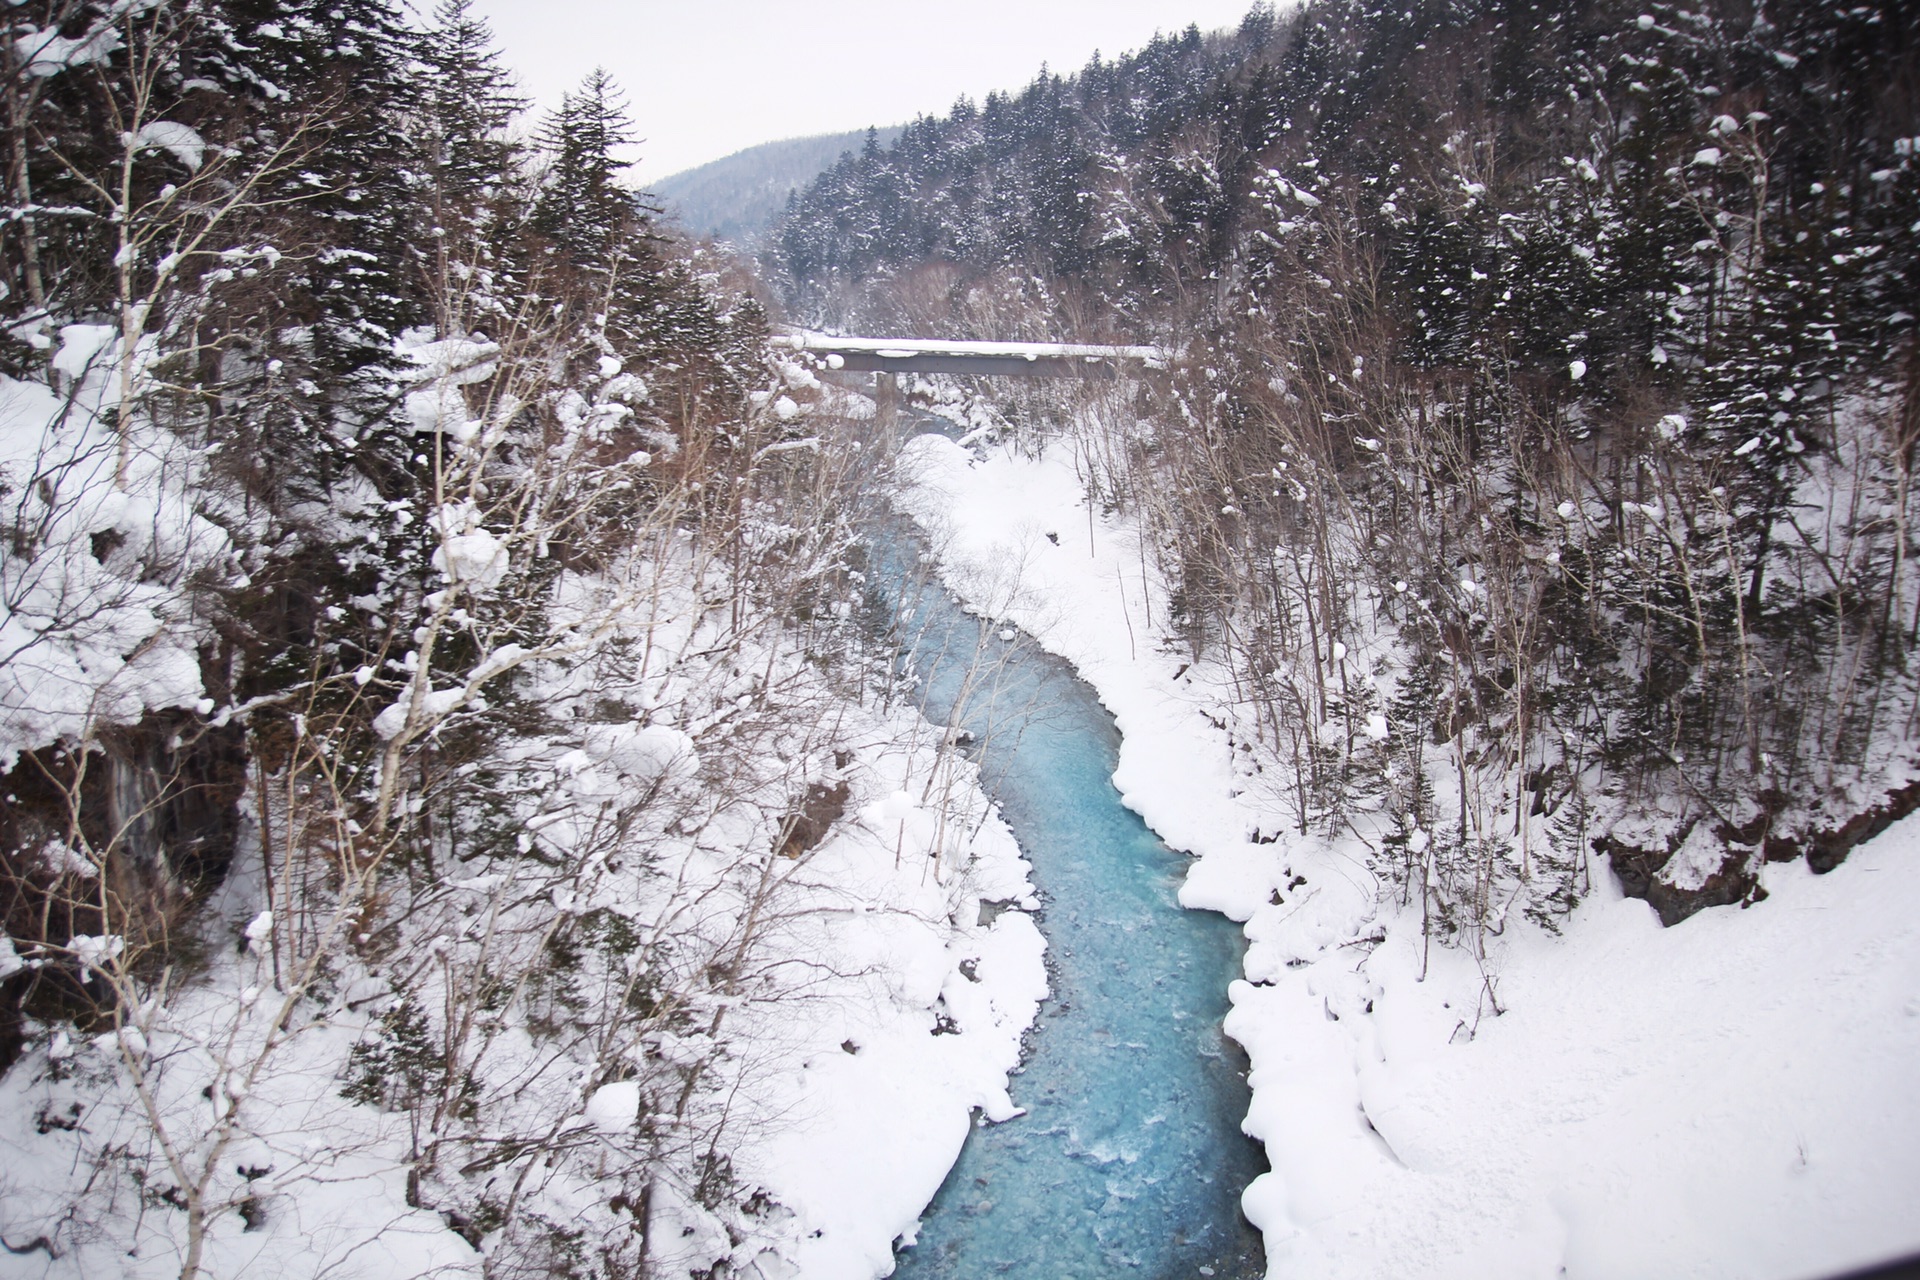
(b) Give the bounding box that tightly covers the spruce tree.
[418,0,524,211]
[533,68,646,272]
[204,0,432,523]
[416,0,527,330]
[526,68,731,368]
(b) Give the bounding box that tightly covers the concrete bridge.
[771,331,1168,380]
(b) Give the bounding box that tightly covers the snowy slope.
[898,427,1920,1280]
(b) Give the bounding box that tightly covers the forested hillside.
[654,127,903,246]
[775,0,1920,933]
[0,2,1042,1275]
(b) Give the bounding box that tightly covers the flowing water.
[873,499,1267,1280]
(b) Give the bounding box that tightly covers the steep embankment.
[772,0,1920,918]
[770,0,1919,1272]
[0,339,1050,1279]
[0,1,1054,1272]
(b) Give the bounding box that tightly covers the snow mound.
[400,335,500,386]
[432,529,508,591]
[585,1081,642,1133]
[132,121,205,172]
[583,723,699,784]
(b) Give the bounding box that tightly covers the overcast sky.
[466,0,1263,184]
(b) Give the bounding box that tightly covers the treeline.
[775,0,1920,935]
[0,1,902,1274]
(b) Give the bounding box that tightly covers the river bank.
[897,425,1920,1280]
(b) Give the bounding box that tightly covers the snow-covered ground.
[900,427,1920,1280]
[0,690,1047,1280]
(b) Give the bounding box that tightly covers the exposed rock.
[1598,820,1759,927]
[776,756,854,859]
[1602,775,1920,926]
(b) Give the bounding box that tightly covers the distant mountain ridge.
[651,127,904,247]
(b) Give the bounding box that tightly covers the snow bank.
[0,521,1047,1280]
[899,428,1920,1280]
[733,737,1047,1279]
[1231,842,1920,1280]
[583,722,698,784]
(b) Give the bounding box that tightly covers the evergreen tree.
[533,68,646,272]
[415,0,527,330]
[418,0,524,211]
[226,0,428,405]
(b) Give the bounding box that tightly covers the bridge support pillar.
[874,371,898,431]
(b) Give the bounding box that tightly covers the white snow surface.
[899,427,1920,1280]
[582,722,698,784]
[1,656,1044,1280]
[0,597,1047,1280]
[51,323,116,379]
[585,1080,643,1133]
[741,787,1047,1279]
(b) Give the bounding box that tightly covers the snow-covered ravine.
[898,427,1920,1280]
[873,514,1265,1278]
